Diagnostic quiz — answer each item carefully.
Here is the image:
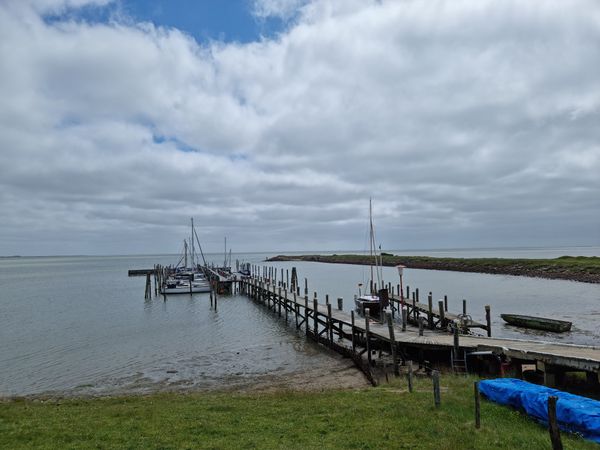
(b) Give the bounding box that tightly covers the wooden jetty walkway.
[238,274,600,387]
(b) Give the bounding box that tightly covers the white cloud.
[0,0,599,255]
[252,0,309,20]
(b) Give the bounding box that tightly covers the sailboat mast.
[190,217,195,268]
[369,198,374,294]
[184,239,188,269]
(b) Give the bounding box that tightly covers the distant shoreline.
[266,254,600,284]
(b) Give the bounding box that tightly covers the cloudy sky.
[1,0,599,256]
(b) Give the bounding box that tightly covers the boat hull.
[161,282,211,294]
[501,314,572,332]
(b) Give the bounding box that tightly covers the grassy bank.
[267,254,600,284]
[1,376,595,449]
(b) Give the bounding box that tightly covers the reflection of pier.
[240,272,600,389]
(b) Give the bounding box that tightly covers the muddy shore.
[266,254,600,284]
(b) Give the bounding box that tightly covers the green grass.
[0,376,596,449]
[269,254,600,283]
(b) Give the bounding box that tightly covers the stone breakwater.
[266,254,600,284]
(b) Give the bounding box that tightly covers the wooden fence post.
[548,396,563,450]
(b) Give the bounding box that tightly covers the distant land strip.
[266,254,600,284]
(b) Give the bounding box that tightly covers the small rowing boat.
[500,314,572,332]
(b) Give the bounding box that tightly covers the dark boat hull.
[501,314,572,332]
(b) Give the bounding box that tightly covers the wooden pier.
[238,273,600,388]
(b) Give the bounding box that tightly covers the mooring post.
[210,289,213,307]
[337,297,343,310]
[416,288,419,302]
[351,310,356,353]
[327,303,333,345]
[278,286,282,317]
[548,396,563,450]
[286,269,289,290]
[304,278,308,297]
[432,370,441,407]
[284,289,288,322]
[365,308,372,366]
[325,294,329,305]
[427,292,433,329]
[304,295,309,336]
[474,381,481,429]
[485,305,491,337]
[401,307,407,332]
[406,285,410,300]
[412,295,417,321]
[407,361,414,393]
[463,299,467,315]
[313,298,318,337]
[438,300,445,326]
[444,295,448,312]
[294,293,299,328]
[419,317,424,336]
[386,312,399,375]
[453,323,460,359]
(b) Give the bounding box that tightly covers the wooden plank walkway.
[242,278,600,376]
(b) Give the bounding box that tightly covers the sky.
[0,0,599,256]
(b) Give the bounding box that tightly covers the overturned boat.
[501,314,572,332]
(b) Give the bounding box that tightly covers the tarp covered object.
[479,378,600,443]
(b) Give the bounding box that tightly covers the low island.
[266,254,600,284]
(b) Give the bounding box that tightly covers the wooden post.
[337,297,343,310]
[304,296,309,336]
[351,310,356,353]
[412,296,417,321]
[485,305,491,337]
[277,287,282,317]
[365,308,371,366]
[284,289,288,323]
[325,294,329,305]
[474,381,481,429]
[463,299,467,315]
[419,317,424,336]
[406,285,410,300]
[427,292,433,329]
[407,361,413,393]
[401,307,407,332]
[386,312,399,375]
[438,300,445,327]
[444,295,448,312]
[294,293,299,328]
[286,269,289,290]
[453,324,460,359]
[327,303,333,345]
[548,396,563,450]
[432,370,441,407]
[313,298,318,337]
[304,278,308,296]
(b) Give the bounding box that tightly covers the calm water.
[1,247,599,396]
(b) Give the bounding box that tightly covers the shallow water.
[0,247,598,396]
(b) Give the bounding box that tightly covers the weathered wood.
[444,295,448,312]
[313,298,319,336]
[401,307,407,332]
[463,299,467,315]
[365,308,372,366]
[548,396,563,450]
[427,292,433,329]
[337,297,343,310]
[327,303,333,345]
[485,305,491,337]
[351,310,356,353]
[474,381,481,429]
[419,317,424,336]
[407,361,414,393]
[387,312,399,375]
[438,300,445,325]
[432,370,441,407]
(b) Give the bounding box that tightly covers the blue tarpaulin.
[479,378,600,443]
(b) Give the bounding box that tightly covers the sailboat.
[354,199,388,317]
[161,218,211,294]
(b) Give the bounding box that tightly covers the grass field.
[1,375,596,449]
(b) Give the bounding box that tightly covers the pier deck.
[243,278,600,379]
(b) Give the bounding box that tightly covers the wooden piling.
[463,299,467,315]
[419,317,424,336]
[313,298,318,336]
[365,308,372,366]
[401,307,407,332]
[327,303,333,345]
[337,297,343,310]
[453,324,460,359]
[548,396,563,450]
[485,305,491,337]
[351,310,356,353]
[444,295,448,312]
[304,296,309,336]
[427,292,433,329]
[432,370,441,407]
[386,312,399,375]
[438,300,445,326]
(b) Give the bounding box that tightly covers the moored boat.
[500,314,572,332]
